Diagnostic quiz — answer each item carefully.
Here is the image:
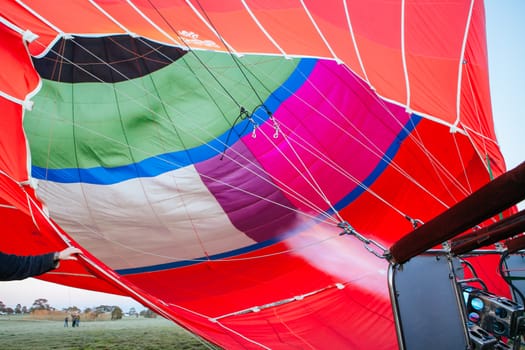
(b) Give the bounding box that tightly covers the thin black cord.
[499,252,525,305]
[145,0,242,109]
[192,0,268,106]
[220,106,257,160]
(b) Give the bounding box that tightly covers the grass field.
[0,316,220,349]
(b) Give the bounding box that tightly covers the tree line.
[0,298,157,320]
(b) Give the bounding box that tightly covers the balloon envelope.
[0,1,510,348]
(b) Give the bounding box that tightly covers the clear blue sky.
[0,1,523,311]
[486,0,525,172]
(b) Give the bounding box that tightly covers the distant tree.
[140,308,157,319]
[14,304,22,314]
[94,305,112,316]
[5,307,13,315]
[83,307,92,314]
[111,306,123,320]
[0,301,6,313]
[31,298,51,311]
[66,306,80,313]
[128,307,136,316]
[21,306,28,314]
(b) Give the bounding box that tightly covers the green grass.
[0,316,220,349]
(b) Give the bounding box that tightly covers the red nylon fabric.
[0,1,509,349]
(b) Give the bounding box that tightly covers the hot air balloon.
[1,1,523,349]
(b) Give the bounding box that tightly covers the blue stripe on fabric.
[331,114,423,212]
[117,114,423,275]
[116,238,279,274]
[31,58,318,185]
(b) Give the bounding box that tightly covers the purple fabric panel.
[195,141,298,243]
[242,60,411,212]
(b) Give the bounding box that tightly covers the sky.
[0,1,524,312]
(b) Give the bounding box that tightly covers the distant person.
[64,315,69,327]
[0,247,81,281]
[72,313,80,327]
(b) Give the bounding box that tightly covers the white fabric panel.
[36,165,256,270]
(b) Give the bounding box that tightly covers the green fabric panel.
[25,52,300,169]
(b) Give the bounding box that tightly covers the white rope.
[339,64,474,202]
[462,61,494,177]
[342,0,370,84]
[125,0,182,46]
[88,0,135,36]
[15,0,64,35]
[213,321,271,349]
[400,0,411,108]
[452,131,473,194]
[0,15,38,42]
[299,0,342,63]
[452,0,475,129]
[240,0,289,58]
[283,65,453,210]
[212,282,342,321]
[462,125,501,184]
[272,120,407,218]
[184,0,237,53]
[272,129,344,223]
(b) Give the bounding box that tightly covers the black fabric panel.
[389,161,525,264]
[32,35,187,83]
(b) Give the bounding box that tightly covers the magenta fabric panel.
[242,60,411,212]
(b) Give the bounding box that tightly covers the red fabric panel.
[304,0,366,76]
[405,1,472,122]
[339,118,491,246]
[459,2,504,175]
[344,0,406,105]
[125,236,397,349]
[228,0,332,57]
[103,0,222,49]
[0,1,58,56]
[131,0,260,52]
[17,0,122,37]
[125,241,336,316]
[216,284,396,350]
[0,25,39,101]
[0,100,30,181]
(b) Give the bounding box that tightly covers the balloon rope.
[340,65,473,202]
[452,132,473,194]
[214,322,271,349]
